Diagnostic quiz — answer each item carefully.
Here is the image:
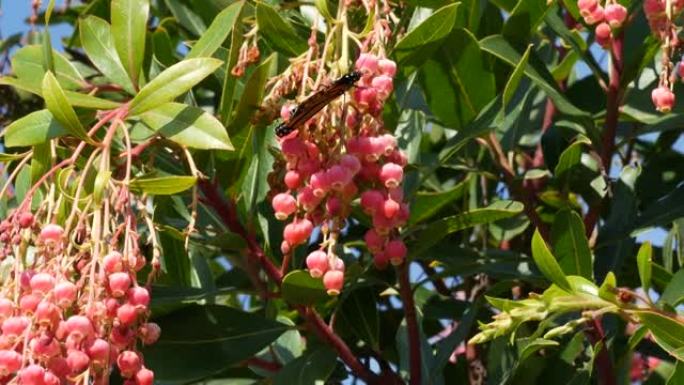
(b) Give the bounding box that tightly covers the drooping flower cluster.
[270,53,409,296]
[578,0,627,48]
[641,0,684,112]
[0,211,159,385]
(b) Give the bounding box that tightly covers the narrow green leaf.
[531,229,573,292]
[0,152,29,161]
[668,361,684,385]
[0,76,121,109]
[164,0,206,36]
[219,22,244,125]
[30,142,51,185]
[129,175,197,195]
[11,45,85,90]
[140,102,233,151]
[111,0,149,86]
[554,136,591,179]
[660,270,684,307]
[479,35,591,121]
[129,58,223,115]
[503,44,531,109]
[42,72,92,143]
[255,3,307,57]
[410,200,524,257]
[637,241,653,292]
[409,175,470,224]
[143,304,288,383]
[4,110,68,147]
[551,210,593,279]
[393,3,460,69]
[187,1,243,59]
[281,270,328,305]
[634,184,684,231]
[80,16,136,94]
[635,311,684,361]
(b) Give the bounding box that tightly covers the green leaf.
[393,3,460,70]
[164,0,206,36]
[111,0,149,86]
[554,136,591,180]
[140,102,233,150]
[281,270,328,305]
[479,35,591,121]
[410,200,524,257]
[409,175,470,224]
[271,348,337,385]
[431,302,479,380]
[129,58,223,115]
[338,287,380,350]
[143,304,288,383]
[503,44,531,110]
[668,361,684,385]
[441,28,496,118]
[219,22,244,125]
[635,311,684,361]
[188,1,243,59]
[11,45,85,90]
[227,54,276,153]
[637,241,653,292]
[0,152,29,161]
[551,210,593,279]
[80,16,136,94]
[4,110,68,148]
[0,76,121,109]
[41,72,92,143]
[531,229,573,292]
[129,175,197,195]
[660,269,684,307]
[256,3,307,57]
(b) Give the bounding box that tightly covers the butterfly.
[275,71,362,138]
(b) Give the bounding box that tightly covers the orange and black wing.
[275,71,361,137]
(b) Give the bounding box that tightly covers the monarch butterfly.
[275,71,362,137]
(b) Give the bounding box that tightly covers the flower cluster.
[641,0,684,112]
[0,213,159,385]
[270,53,409,296]
[578,0,627,48]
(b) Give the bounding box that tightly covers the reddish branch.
[398,263,421,385]
[484,133,550,239]
[198,180,379,382]
[586,318,617,385]
[584,31,624,237]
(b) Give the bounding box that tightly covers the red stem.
[398,263,421,385]
[584,32,624,237]
[586,318,617,385]
[299,306,377,383]
[199,180,381,382]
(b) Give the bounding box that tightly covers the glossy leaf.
[551,210,593,279]
[503,44,531,110]
[4,110,68,148]
[140,102,233,150]
[129,175,197,195]
[188,1,243,59]
[0,76,121,109]
[111,0,149,85]
[636,311,684,361]
[143,304,288,383]
[479,35,591,121]
[256,3,307,57]
[41,72,91,142]
[10,45,85,90]
[409,175,470,224]
[394,3,460,69]
[410,200,524,257]
[660,269,684,307]
[80,16,136,94]
[531,229,573,292]
[636,241,653,292]
[129,58,223,115]
[338,287,380,350]
[281,270,328,305]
